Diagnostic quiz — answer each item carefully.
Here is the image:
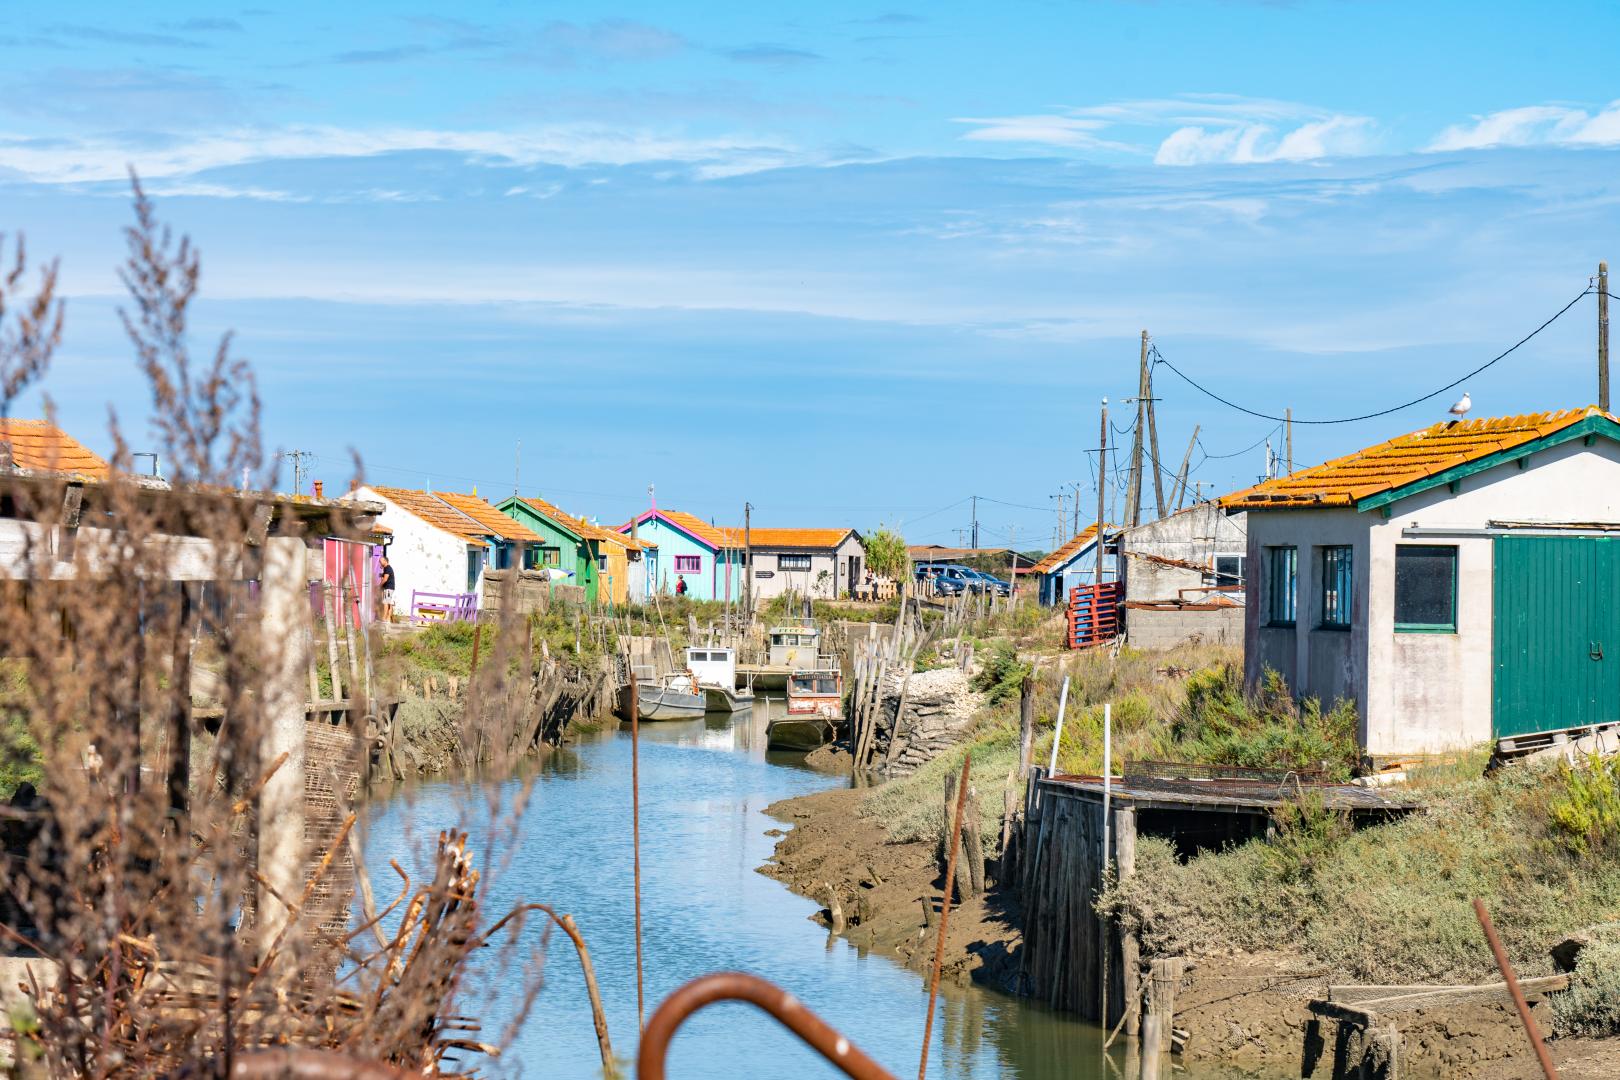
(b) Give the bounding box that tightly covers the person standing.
[378,555,396,623]
[675,575,688,598]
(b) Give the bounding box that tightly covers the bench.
[410,590,478,624]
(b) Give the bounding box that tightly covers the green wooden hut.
[497,495,601,605]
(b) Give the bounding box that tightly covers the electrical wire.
[1150,286,1595,425]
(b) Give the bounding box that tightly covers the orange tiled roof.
[437,491,542,543]
[1029,524,1103,575]
[520,495,629,544]
[740,527,854,549]
[1220,407,1611,510]
[0,419,108,477]
[656,509,738,548]
[370,486,491,542]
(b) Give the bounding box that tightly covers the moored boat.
[766,668,844,751]
[635,672,705,720]
[685,646,755,713]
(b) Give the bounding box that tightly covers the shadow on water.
[362,697,1279,1079]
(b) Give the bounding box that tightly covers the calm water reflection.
[362,699,1267,1079]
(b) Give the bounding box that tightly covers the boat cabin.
[768,624,822,668]
[685,646,738,689]
[787,669,843,718]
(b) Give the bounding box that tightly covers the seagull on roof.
[1448,391,1472,420]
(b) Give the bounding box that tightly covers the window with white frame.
[674,554,701,573]
[778,553,812,571]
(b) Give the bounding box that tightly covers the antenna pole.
[1096,398,1108,588]
[1601,261,1610,411]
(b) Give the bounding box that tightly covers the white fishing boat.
[767,668,844,751]
[684,646,754,712]
[635,671,705,721]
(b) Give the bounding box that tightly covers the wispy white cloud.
[0,124,809,186]
[1427,101,1620,151]
[955,95,1377,165]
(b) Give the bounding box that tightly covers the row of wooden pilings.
[1017,766,1184,1077]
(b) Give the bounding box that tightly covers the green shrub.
[1172,665,1358,780]
[1548,753,1620,857]
[972,641,1030,707]
[1553,932,1620,1036]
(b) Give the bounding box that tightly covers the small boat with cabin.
[635,670,706,721]
[684,646,754,713]
[766,667,844,751]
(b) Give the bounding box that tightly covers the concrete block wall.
[1127,606,1243,651]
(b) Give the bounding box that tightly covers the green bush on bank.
[1100,760,1620,986]
[1548,752,1620,857]
[1553,932,1620,1036]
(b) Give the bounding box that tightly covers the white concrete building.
[1119,503,1248,650]
[351,485,538,618]
[744,528,866,600]
[1223,407,1620,759]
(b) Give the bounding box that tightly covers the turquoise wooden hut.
[618,509,744,602]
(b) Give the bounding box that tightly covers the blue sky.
[4,2,1620,549]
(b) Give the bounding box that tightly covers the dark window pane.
[1321,546,1353,627]
[1395,546,1456,628]
[1266,547,1297,625]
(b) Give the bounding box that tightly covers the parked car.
[914,564,968,595]
[966,569,1012,597]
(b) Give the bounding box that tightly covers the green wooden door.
[1493,536,1620,738]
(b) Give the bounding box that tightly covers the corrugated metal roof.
[0,419,109,478]
[1220,407,1611,510]
[1030,524,1104,575]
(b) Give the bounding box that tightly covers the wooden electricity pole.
[1124,332,1147,529]
[1172,425,1199,510]
[1144,336,1165,519]
[1601,262,1610,412]
[1096,399,1108,587]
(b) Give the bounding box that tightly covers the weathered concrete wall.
[1127,605,1243,650]
[1120,503,1248,603]
[1245,437,1620,757]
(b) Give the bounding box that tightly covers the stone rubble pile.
[872,666,985,777]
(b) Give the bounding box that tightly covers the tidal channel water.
[363,700,1267,1079]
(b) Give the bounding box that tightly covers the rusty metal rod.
[919,753,971,1080]
[637,972,898,1080]
[1473,898,1559,1080]
[631,669,646,1032]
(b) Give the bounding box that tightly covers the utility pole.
[744,502,753,616]
[1096,398,1108,587]
[1144,335,1165,520]
[1285,409,1294,475]
[287,449,313,496]
[1601,262,1610,411]
[970,495,979,550]
[1124,333,1147,529]
[1172,425,1199,510]
[1072,482,1082,538]
[1054,491,1065,543]
[514,439,521,497]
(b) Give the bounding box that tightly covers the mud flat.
[762,786,1620,1079]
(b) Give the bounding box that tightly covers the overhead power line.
[1150,286,1595,426]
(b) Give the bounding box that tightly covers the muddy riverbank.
[763,784,1620,1079]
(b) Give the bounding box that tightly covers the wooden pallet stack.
[1066,582,1121,649]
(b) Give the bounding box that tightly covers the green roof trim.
[1355,414,1620,514]
[496,495,585,543]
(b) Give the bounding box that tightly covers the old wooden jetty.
[1019,761,1417,1023]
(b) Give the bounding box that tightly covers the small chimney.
[313,480,324,499]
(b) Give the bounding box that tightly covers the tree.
[865,523,908,579]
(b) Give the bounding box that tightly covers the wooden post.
[630,670,646,1032]
[1171,426,1199,511]
[1142,957,1183,1080]
[165,583,193,828]
[1017,674,1035,777]
[1116,807,1140,1038]
[259,535,310,964]
[1145,343,1165,520]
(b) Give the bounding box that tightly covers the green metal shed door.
[1493,536,1620,739]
